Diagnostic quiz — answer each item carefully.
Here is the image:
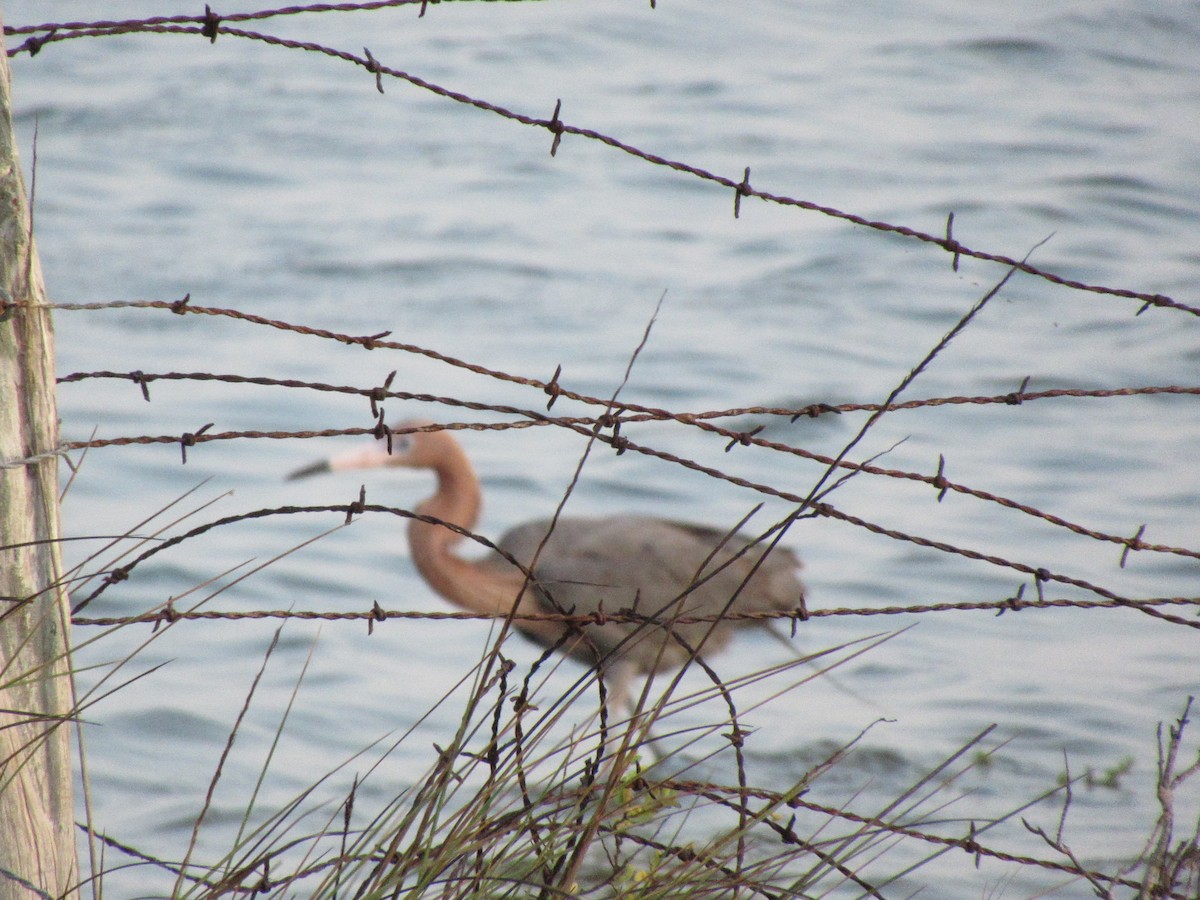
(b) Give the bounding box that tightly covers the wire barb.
[1005,375,1032,405]
[1120,524,1147,568]
[345,486,367,524]
[544,363,563,409]
[933,454,950,502]
[547,99,564,157]
[367,600,386,635]
[363,47,384,93]
[733,166,751,218]
[179,422,214,464]
[945,211,962,271]
[360,330,391,350]
[724,425,764,452]
[200,4,221,43]
[130,370,152,402]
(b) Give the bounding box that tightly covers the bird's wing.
[653,519,804,610]
[493,516,804,670]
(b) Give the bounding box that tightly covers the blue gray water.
[7,1,1198,896]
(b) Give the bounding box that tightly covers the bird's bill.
[286,441,393,481]
[286,459,331,481]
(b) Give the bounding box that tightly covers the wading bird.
[288,421,805,713]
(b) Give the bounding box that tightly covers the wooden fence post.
[0,16,80,900]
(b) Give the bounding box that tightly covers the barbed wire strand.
[71,594,1200,630]
[56,501,1200,628]
[2,9,1195,898]
[3,15,1196,317]
[1,305,1194,561]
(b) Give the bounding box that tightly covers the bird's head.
[286,418,445,481]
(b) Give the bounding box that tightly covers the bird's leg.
[597,659,665,773]
[596,658,631,745]
[594,659,633,772]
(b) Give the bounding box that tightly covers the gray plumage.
[493,515,803,672]
[289,423,805,693]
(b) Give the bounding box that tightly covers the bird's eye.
[389,434,414,455]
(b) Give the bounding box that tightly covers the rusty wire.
[666,779,1171,897]
[70,594,1200,630]
[1,1,428,38]
[3,13,1197,316]
[0,0,553,40]
[53,366,1200,419]
[0,308,1188,609]
[3,8,1196,898]
[56,497,1200,629]
[32,381,1200,567]
[1,19,1191,643]
[0,302,1187,568]
[0,14,1188,631]
[76,769,1177,899]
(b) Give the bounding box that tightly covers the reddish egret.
[288,422,805,711]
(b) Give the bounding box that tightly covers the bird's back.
[492,516,804,673]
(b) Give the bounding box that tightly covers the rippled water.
[7,1,1199,896]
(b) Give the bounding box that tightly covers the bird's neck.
[403,443,572,649]
[418,442,482,536]
[406,443,509,616]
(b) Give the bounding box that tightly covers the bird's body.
[290,422,805,688]
[492,515,802,671]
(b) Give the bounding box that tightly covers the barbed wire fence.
[16,307,1200,633]
[3,3,1198,898]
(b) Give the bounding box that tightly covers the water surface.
[7,1,1198,896]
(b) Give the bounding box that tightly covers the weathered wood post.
[0,16,80,900]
